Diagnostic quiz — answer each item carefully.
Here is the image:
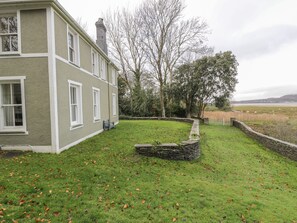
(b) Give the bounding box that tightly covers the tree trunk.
[159,82,166,117]
[197,101,204,119]
[185,100,191,118]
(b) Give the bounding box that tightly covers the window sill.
[93,119,101,123]
[0,130,28,135]
[0,52,21,56]
[69,61,80,68]
[70,124,83,131]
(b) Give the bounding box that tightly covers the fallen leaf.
[241,214,246,222]
[19,200,25,205]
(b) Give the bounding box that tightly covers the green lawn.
[1,120,297,222]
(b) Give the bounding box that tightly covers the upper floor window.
[0,77,26,132]
[91,50,99,77]
[111,69,116,86]
[68,29,79,65]
[0,14,19,54]
[100,56,107,80]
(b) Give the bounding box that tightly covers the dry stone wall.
[231,118,297,161]
[124,118,200,161]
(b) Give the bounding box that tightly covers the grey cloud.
[230,25,297,59]
[212,0,278,32]
[235,85,297,100]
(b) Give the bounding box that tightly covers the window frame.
[0,76,26,133]
[92,87,101,122]
[91,49,99,77]
[68,80,83,129]
[0,11,21,55]
[67,28,80,66]
[112,93,117,116]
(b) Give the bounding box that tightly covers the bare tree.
[105,0,210,117]
[138,0,209,117]
[76,17,89,33]
[104,9,147,113]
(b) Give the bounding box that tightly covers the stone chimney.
[95,18,108,55]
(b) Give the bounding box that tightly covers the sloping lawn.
[0,120,297,222]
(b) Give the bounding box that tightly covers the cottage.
[0,0,119,153]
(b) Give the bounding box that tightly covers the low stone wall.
[135,140,199,161]
[231,118,297,161]
[120,116,194,124]
[131,118,200,161]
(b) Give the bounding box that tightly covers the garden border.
[231,118,297,161]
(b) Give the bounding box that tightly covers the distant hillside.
[233,94,297,104]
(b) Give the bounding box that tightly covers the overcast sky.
[58,0,297,100]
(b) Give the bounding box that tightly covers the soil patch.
[0,150,28,159]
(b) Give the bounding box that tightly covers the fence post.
[230,117,236,126]
[203,118,209,125]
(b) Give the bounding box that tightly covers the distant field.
[205,105,297,144]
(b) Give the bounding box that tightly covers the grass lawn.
[1,120,297,222]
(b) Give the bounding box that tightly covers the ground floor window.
[112,93,117,116]
[0,76,26,132]
[93,88,100,121]
[68,80,83,128]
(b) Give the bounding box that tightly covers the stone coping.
[231,118,297,161]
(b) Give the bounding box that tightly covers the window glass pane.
[14,106,23,126]
[2,84,11,104]
[71,105,77,122]
[9,17,17,33]
[94,105,97,118]
[0,17,8,33]
[68,33,74,48]
[93,91,97,105]
[11,35,18,51]
[13,83,21,104]
[69,48,75,62]
[70,86,76,104]
[1,36,10,52]
[3,106,13,126]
